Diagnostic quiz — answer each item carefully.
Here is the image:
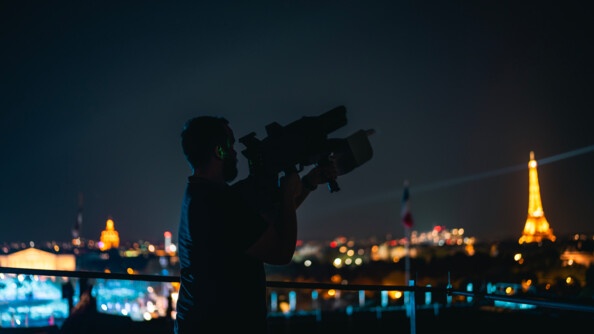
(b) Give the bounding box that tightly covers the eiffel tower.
[519,151,556,244]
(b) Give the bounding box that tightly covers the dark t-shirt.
[175,177,269,333]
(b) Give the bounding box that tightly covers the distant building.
[99,217,120,251]
[0,247,75,270]
[560,250,594,268]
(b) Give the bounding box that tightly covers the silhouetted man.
[174,116,335,333]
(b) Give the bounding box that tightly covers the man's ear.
[215,145,227,159]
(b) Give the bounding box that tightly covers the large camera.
[233,105,374,210]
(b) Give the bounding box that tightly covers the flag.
[401,180,413,228]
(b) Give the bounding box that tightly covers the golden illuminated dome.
[100,217,120,251]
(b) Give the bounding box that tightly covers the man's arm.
[245,163,337,265]
[246,171,300,265]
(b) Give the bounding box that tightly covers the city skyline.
[2,2,594,243]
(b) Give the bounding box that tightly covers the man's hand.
[279,171,302,200]
[302,159,338,191]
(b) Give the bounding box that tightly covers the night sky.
[2,1,594,245]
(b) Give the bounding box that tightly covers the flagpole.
[401,180,414,328]
[404,224,411,319]
[405,224,410,288]
[401,180,413,290]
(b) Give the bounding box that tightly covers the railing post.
[447,272,453,305]
[270,291,278,312]
[408,279,416,334]
[359,290,365,307]
[289,290,296,312]
[311,290,321,322]
[425,284,432,305]
[466,282,473,304]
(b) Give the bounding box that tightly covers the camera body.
[233,105,374,210]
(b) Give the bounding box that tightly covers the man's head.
[181,116,238,181]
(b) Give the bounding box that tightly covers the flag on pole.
[72,192,83,240]
[401,180,413,228]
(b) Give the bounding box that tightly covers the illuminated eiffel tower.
[519,151,556,244]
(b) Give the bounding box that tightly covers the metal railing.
[2,266,594,333]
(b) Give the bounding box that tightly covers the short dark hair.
[181,116,230,169]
